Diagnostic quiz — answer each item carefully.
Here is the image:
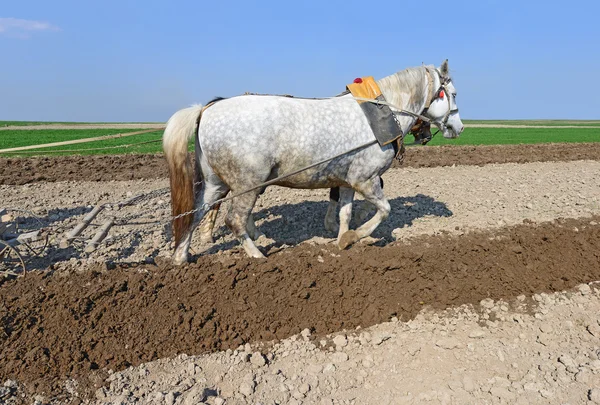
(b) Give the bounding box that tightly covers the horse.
[196,119,433,243]
[163,60,463,263]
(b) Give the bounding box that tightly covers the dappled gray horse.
[163,60,463,263]
[196,119,433,243]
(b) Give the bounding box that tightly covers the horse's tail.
[163,104,204,247]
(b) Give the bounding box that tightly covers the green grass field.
[0,128,166,156]
[421,127,600,146]
[0,120,162,127]
[1,123,599,157]
[463,120,600,126]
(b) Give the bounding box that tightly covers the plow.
[0,128,167,276]
[0,188,171,276]
[0,208,48,276]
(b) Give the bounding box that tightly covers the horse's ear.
[440,59,449,77]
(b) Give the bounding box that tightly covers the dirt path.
[2,142,600,185]
[1,160,600,404]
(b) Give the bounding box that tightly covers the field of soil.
[2,142,600,185]
[1,143,600,405]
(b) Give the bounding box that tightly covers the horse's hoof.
[172,256,188,266]
[338,230,359,250]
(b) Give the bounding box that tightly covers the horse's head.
[410,119,433,145]
[423,60,464,139]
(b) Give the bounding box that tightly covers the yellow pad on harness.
[345,77,403,158]
[346,76,382,102]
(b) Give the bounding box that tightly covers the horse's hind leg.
[225,191,265,258]
[198,202,222,244]
[338,177,390,250]
[173,178,228,264]
[195,151,230,244]
[199,201,263,243]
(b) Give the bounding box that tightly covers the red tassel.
[353,78,363,84]
[439,90,445,99]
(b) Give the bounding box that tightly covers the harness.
[345,68,458,158]
[346,76,404,158]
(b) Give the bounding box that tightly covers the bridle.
[422,66,460,133]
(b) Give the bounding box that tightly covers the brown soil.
[1,216,599,399]
[2,142,600,185]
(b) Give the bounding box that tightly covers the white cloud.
[0,18,60,38]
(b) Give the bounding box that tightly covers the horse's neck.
[376,67,429,134]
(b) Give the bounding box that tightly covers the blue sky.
[1,0,598,121]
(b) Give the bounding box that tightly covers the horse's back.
[198,94,393,189]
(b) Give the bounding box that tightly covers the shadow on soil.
[8,193,450,271]
[204,194,452,255]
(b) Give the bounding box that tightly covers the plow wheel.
[0,208,49,277]
[0,239,26,277]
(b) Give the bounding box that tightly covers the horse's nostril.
[460,126,464,133]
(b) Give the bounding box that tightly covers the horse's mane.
[206,96,227,105]
[376,65,434,113]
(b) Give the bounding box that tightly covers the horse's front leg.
[336,187,355,249]
[354,177,385,223]
[324,187,340,233]
[338,177,390,250]
[246,213,265,240]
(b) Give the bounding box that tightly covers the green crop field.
[1,122,599,157]
[0,120,162,127]
[0,128,166,156]
[463,120,600,126]
[419,127,600,146]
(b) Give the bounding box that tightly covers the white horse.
[195,119,433,243]
[163,60,463,263]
